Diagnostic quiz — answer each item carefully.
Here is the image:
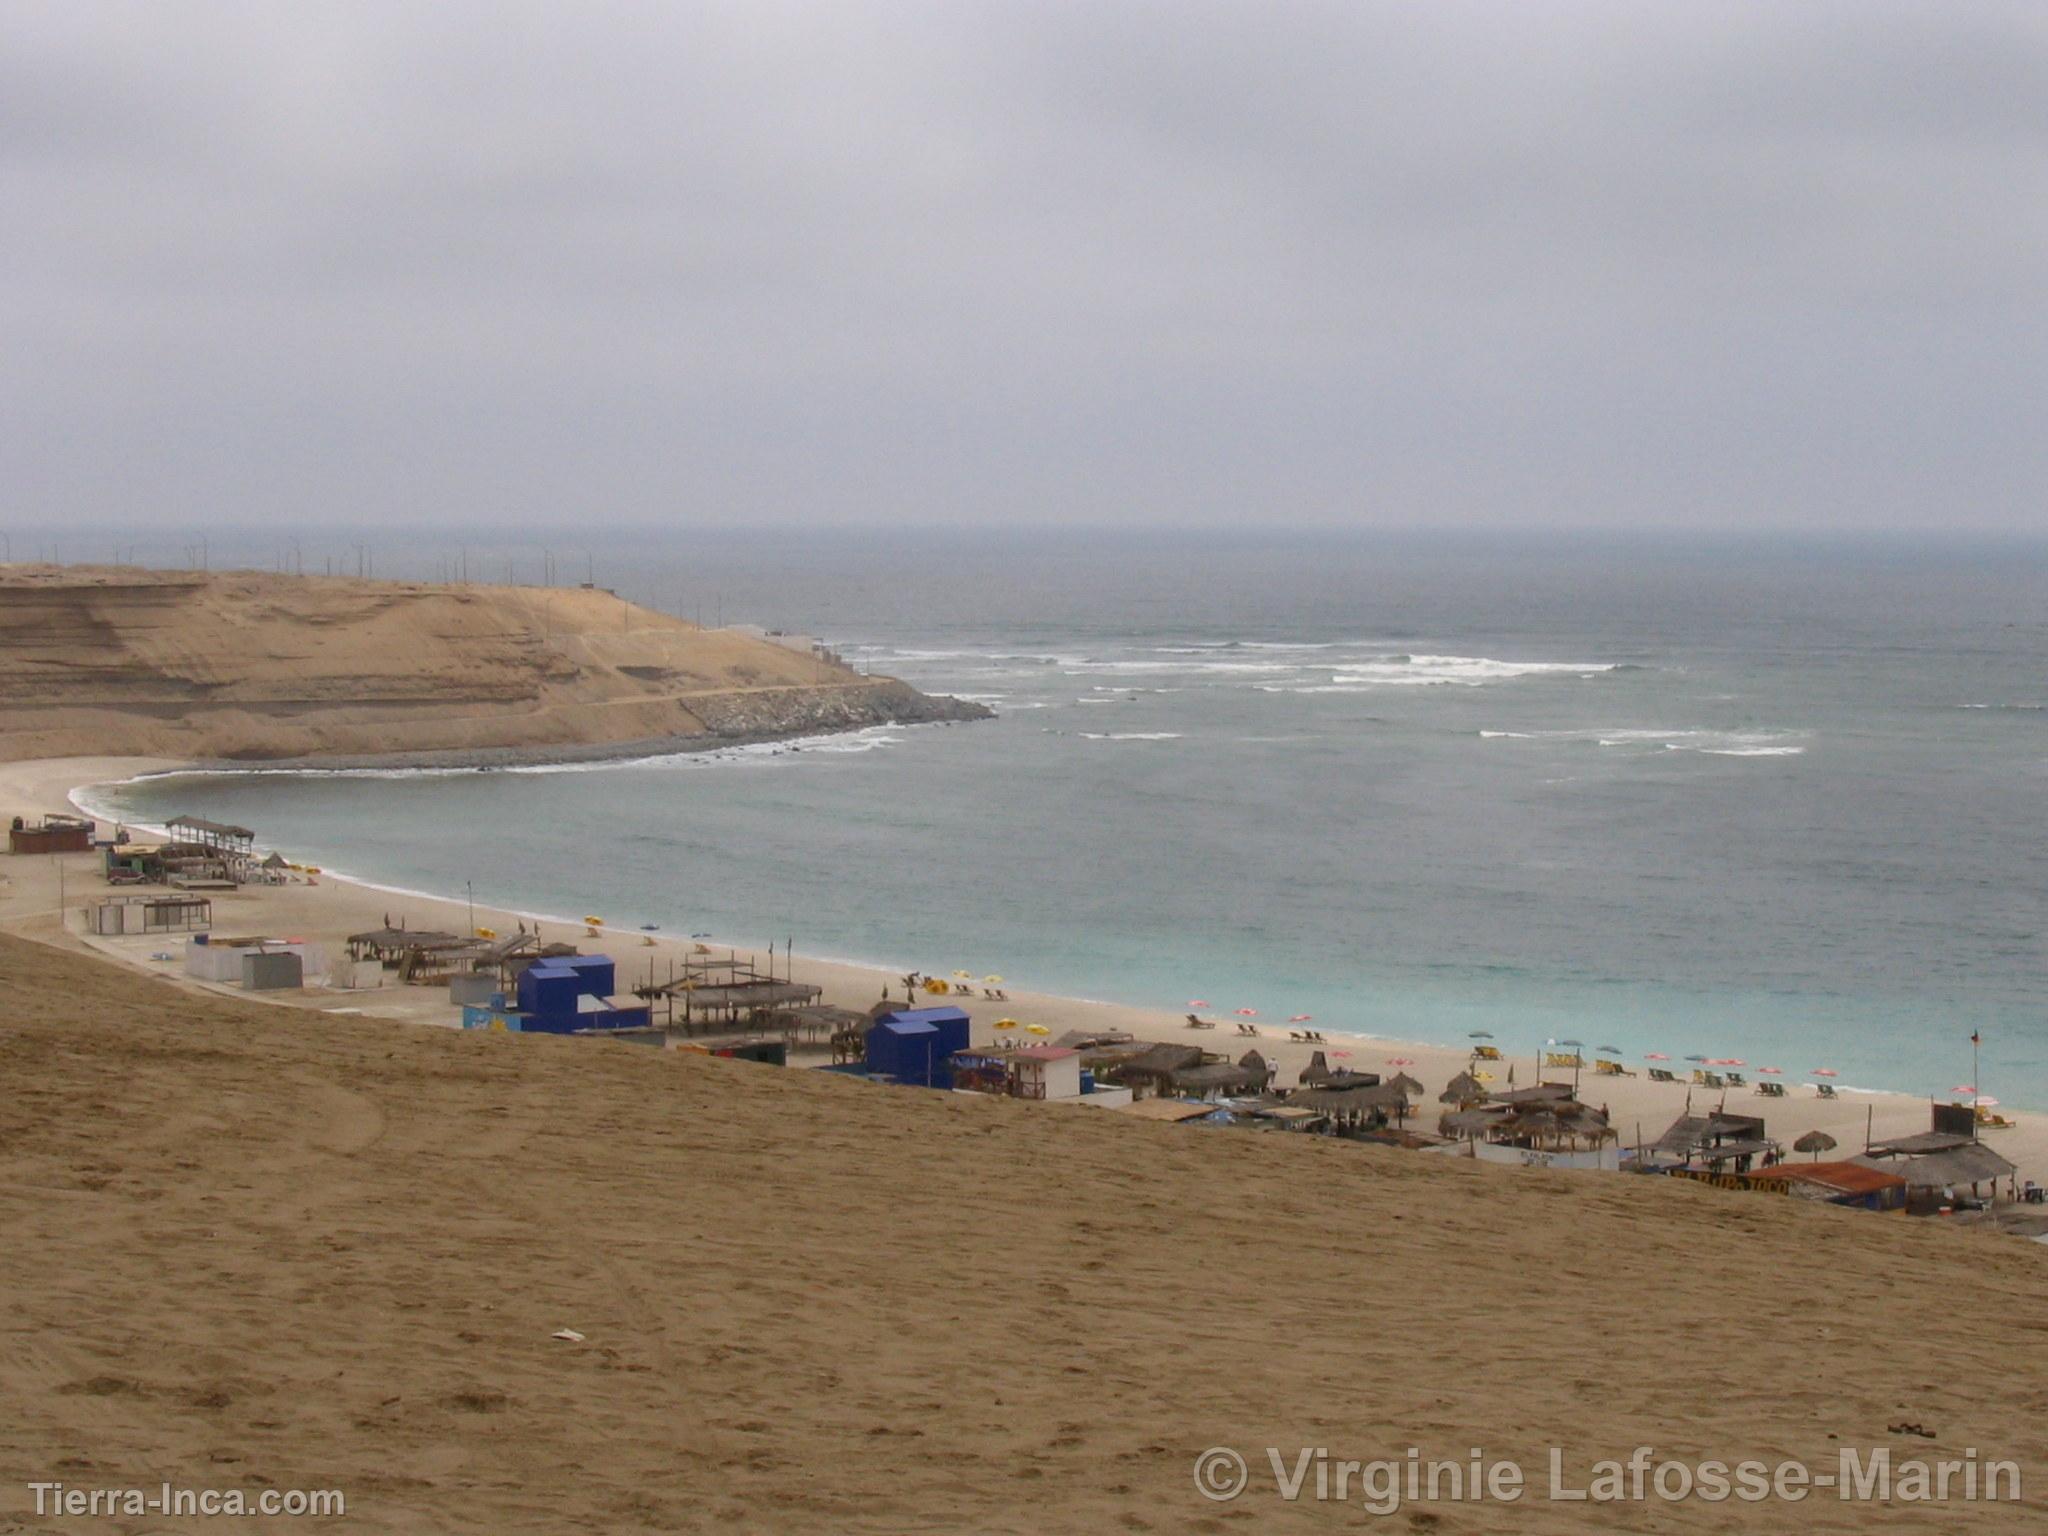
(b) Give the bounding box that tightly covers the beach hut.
[1105,1042,1207,1098]
[240,950,303,991]
[1163,1053,1273,1100]
[1651,1111,1775,1173]
[86,894,211,936]
[8,814,93,855]
[1744,1161,1907,1211]
[866,1007,971,1088]
[482,953,652,1035]
[1852,1132,2018,1209]
[1009,1045,1083,1101]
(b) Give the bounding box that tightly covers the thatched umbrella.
[1386,1071,1424,1097]
[1794,1129,1838,1161]
[1439,1071,1487,1106]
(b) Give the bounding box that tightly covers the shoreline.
[75,708,987,781]
[2,753,2040,1182]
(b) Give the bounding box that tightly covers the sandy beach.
[6,756,2041,1190]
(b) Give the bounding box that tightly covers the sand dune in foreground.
[0,932,2042,1532]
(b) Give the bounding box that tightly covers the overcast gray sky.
[5,2,2045,533]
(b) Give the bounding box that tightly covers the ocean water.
[86,531,2048,1107]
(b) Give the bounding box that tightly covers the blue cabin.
[461,953,650,1035]
[866,1006,971,1088]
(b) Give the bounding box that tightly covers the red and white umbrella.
[1645,1053,1671,1062]
[1188,1000,1210,1009]
[1329,1049,1351,1058]
[1385,1057,1415,1067]
[1708,1057,1745,1067]
[1811,1068,1838,1078]
[1951,1084,1977,1095]
[1759,1066,1783,1075]
[1289,1014,1313,1023]
[1234,1008,1259,1017]
[1973,1096,2001,1109]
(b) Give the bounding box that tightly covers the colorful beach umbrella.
[1188,1000,1210,1008]
[1596,1045,1622,1055]
[1974,1096,2000,1108]
[994,1019,1020,1030]
[1289,1014,1313,1023]
[1645,1053,1671,1061]
[1951,1084,1977,1095]
[953,970,974,980]
[1385,1057,1415,1067]
[1708,1057,1745,1067]
[1024,1024,1050,1037]
[1683,1054,1709,1063]
[1234,1008,1259,1017]
[1811,1067,1838,1078]
[1759,1066,1783,1074]
[984,975,1004,984]
[1329,1049,1352,1058]
[1468,1031,1494,1039]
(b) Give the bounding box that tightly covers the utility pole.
[467,880,476,937]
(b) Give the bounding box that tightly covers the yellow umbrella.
[1025,1024,1050,1037]
[476,926,497,940]
[1472,1069,1496,1083]
[923,978,951,995]
[952,969,975,980]
[584,915,605,926]
[994,1018,1020,1029]
[984,974,1004,984]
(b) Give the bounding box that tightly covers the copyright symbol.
[1193,1446,1249,1502]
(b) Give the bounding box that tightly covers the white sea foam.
[1588,728,1807,758]
[1063,659,1301,676]
[1256,652,1623,692]
[1077,732,1184,741]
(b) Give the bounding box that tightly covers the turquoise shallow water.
[85,531,2048,1107]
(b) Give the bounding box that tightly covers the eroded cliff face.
[0,567,986,763]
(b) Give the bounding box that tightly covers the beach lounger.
[1471,1046,1502,1062]
[1648,1068,1677,1084]
[1816,1083,1837,1099]
[1724,1072,1746,1087]
[1756,1081,1785,1098]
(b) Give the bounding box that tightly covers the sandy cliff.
[0,565,983,763]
